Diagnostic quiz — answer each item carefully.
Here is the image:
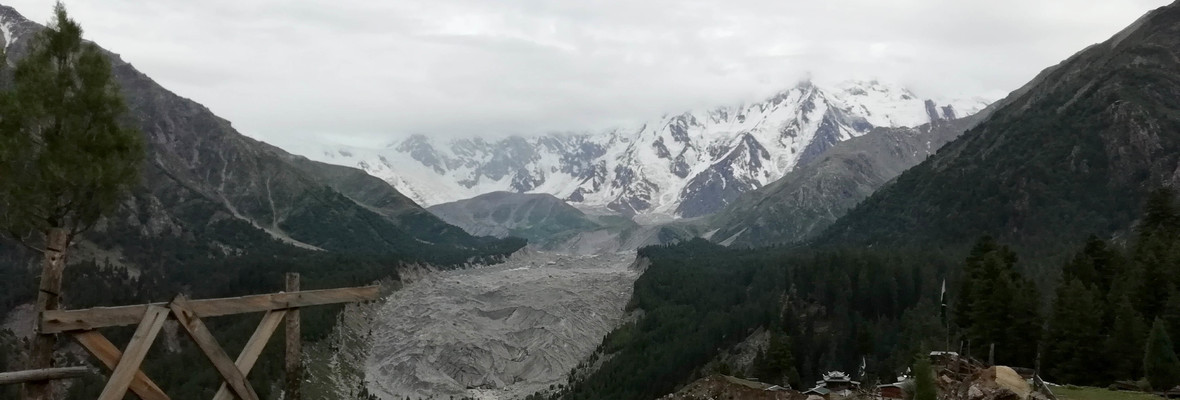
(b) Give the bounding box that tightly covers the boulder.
[961,366,1032,400]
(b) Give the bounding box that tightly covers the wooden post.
[988,343,995,366]
[285,273,302,400]
[0,367,89,385]
[24,227,68,400]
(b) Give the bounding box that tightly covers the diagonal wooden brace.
[73,330,170,400]
[211,310,286,400]
[170,295,260,400]
[96,305,170,400]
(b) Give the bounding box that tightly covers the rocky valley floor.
[363,251,640,400]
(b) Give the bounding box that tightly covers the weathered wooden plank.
[211,310,286,400]
[170,296,260,400]
[42,285,380,333]
[73,330,171,400]
[97,305,170,400]
[0,367,89,385]
[285,273,303,400]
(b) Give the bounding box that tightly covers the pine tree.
[1063,236,1120,294]
[1006,279,1042,367]
[954,236,1004,332]
[1140,189,1180,240]
[1107,296,1148,381]
[960,237,1037,367]
[1145,319,1180,391]
[1043,279,1104,384]
[0,3,143,398]
[762,331,801,388]
[911,355,937,400]
[1164,292,1180,353]
[1133,190,1180,320]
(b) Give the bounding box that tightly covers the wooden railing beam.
[41,286,379,333]
[72,330,170,400]
[0,367,89,385]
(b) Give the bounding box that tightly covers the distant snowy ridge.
[295,79,989,218]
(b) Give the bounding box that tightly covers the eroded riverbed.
[364,251,639,399]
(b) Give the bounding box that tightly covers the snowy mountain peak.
[295,79,990,219]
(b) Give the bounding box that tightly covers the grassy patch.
[1054,385,1162,400]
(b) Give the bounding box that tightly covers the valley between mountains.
[364,251,638,400]
[4,1,1180,400]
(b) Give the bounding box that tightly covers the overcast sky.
[4,0,1173,148]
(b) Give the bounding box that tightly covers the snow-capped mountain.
[299,80,989,218]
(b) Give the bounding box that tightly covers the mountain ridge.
[814,0,1180,254]
[0,3,519,264]
[295,80,989,220]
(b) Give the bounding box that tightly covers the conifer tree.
[1163,291,1180,352]
[911,355,937,400]
[1140,189,1180,240]
[0,3,143,399]
[1107,296,1148,381]
[954,236,1004,332]
[1043,279,1104,384]
[1063,236,1119,295]
[1133,190,1180,320]
[1145,319,1180,391]
[958,236,1038,367]
[759,331,801,388]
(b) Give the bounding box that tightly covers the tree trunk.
[23,227,68,400]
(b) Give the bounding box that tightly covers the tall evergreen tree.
[958,237,1038,367]
[1006,280,1042,366]
[757,330,801,388]
[1133,190,1180,320]
[1163,292,1180,353]
[1140,189,1180,240]
[1107,296,1148,381]
[911,355,937,400]
[1063,236,1120,295]
[1145,319,1180,391]
[0,3,143,399]
[1043,279,1104,384]
[954,236,1005,332]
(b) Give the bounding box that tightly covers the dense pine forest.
[553,189,1180,400]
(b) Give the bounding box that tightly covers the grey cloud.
[6,0,1171,148]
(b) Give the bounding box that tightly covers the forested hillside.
[556,2,1180,399]
[0,4,523,399]
[556,190,1180,400]
[819,3,1180,255]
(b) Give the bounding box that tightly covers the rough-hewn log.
[285,273,302,400]
[25,227,68,400]
[72,330,170,400]
[0,367,89,385]
[97,305,169,400]
[170,296,259,400]
[211,310,286,400]
[42,286,379,333]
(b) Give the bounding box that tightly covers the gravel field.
[365,250,640,400]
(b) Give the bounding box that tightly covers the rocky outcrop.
[705,114,987,247]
